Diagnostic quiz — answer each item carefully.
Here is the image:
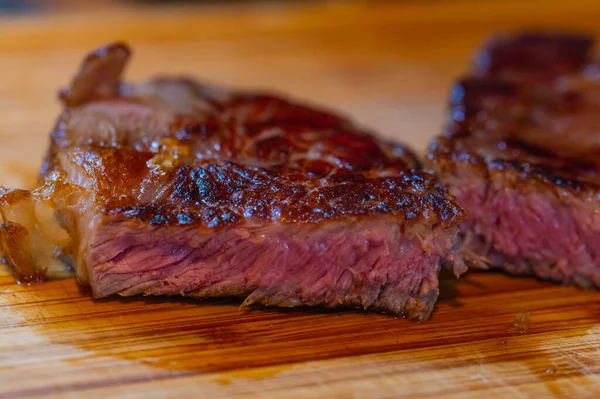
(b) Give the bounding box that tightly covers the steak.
[428,32,600,288]
[0,43,465,320]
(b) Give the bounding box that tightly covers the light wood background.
[0,1,599,398]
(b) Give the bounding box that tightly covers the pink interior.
[85,217,459,319]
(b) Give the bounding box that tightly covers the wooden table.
[0,1,599,397]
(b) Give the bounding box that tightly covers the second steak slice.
[428,32,600,288]
[0,43,465,320]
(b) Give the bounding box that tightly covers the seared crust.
[42,43,463,230]
[431,32,600,196]
[428,135,600,197]
[81,150,460,229]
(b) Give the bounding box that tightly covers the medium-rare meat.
[428,32,600,288]
[0,43,465,320]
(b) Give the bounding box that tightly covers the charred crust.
[105,160,464,229]
[429,135,600,195]
[430,32,600,197]
[44,42,465,231]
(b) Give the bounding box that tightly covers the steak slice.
[428,32,600,288]
[0,43,465,320]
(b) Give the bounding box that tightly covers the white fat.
[34,200,71,247]
[3,198,36,232]
[0,190,75,279]
[58,153,91,189]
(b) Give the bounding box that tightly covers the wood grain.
[0,1,599,397]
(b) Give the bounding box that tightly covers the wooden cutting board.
[0,1,599,397]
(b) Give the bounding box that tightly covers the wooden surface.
[0,1,599,397]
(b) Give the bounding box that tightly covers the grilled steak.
[0,43,465,320]
[428,32,600,288]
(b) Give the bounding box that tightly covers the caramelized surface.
[430,32,600,195]
[43,43,463,230]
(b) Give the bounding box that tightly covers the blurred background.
[0,0,597,187]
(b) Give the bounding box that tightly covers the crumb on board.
[509,311,532,334]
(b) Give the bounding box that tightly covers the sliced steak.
[0,43,465,320]
[428,32,600,288]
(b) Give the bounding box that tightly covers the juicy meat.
[428,32,600,288]
[0,43,465,320]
